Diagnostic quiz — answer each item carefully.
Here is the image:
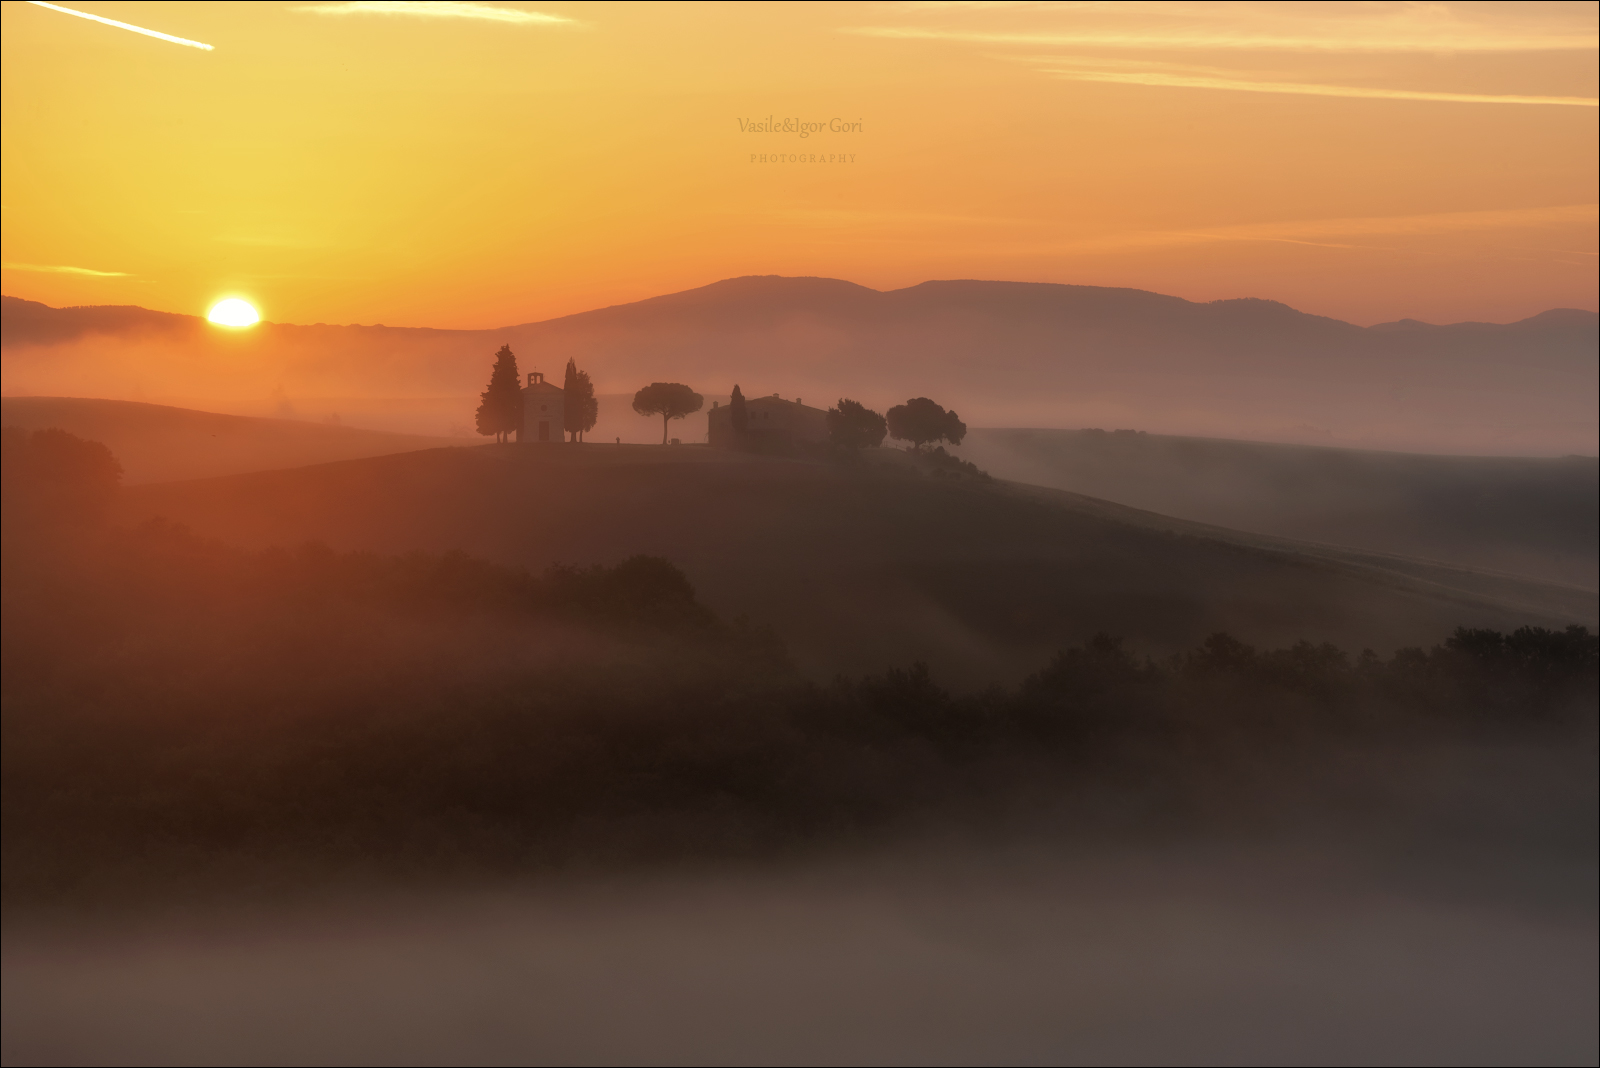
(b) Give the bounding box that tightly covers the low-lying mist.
[7,430,1594,893]
[4,426,1594,1064]
[6,834,1595,1065]
[954,428,1600,588]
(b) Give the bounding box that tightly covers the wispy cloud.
[849,22,1599,54]
[25,1,213,50]
[2,262,130,277]
[853,4,1597,108]
[295,2,572,23]
[1232,204,1599,239]
[1041,65,1598,108]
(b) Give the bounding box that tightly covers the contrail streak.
[297,1,572,22]
[26,2,214,51]
[1046,68,1599,108]
[2,262,129,277]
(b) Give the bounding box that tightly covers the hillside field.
[957,428,1599,588]
[118,443,1596,687]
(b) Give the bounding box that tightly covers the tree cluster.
[1,426,122,535]
[477,346,603,444]
[620,384,971,454]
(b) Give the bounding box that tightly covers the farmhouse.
[708,394,829,451]
[519,371,565,443]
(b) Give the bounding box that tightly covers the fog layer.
[5,279,1595,454]
[954,429,1600,588]
[5,837,1595,1067]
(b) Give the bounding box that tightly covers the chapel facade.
[518,371,566,443]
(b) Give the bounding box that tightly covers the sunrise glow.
[3,2,1593,329]
[206,298,259,327]
[0,6,1594,1060]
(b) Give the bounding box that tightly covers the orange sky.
[2,0,1595,328]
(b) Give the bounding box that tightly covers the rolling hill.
[0,397,463,484]
[6,277,1594,453]
[117,444,1597,688]
[11,397,1591,590]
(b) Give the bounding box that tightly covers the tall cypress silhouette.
[475,345,522,443]
[563,357,599,442]
[730,384,749,438]
[575,370,598,441]
[562,358,580,442]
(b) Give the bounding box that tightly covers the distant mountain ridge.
[3,297,203,346]
[1367,308,1598,332]
[7,278,1589,346]
[4,278,1596,454]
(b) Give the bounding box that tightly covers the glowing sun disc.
[207,298,260,327]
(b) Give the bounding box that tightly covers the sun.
[207,298,260,327]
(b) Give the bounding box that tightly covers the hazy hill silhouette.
[118,446,1596,688]
[0,297,200,346]
[0,397,462,484]
[7,396,1590,589]
[5,279,1594,453]
[957,429,1599,589]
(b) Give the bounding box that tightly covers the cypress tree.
[574,369,599,442]
[563,358,599,442]
[475,345,523,443]
[730,384,748,437]
[562,358,581,442]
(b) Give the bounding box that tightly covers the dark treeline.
[2,428,1595,901]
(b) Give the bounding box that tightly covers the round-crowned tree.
[885,397,966,451]
[632,382,704,444]
[827,398,887,450]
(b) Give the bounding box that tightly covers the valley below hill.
[8,408,1595,1068]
